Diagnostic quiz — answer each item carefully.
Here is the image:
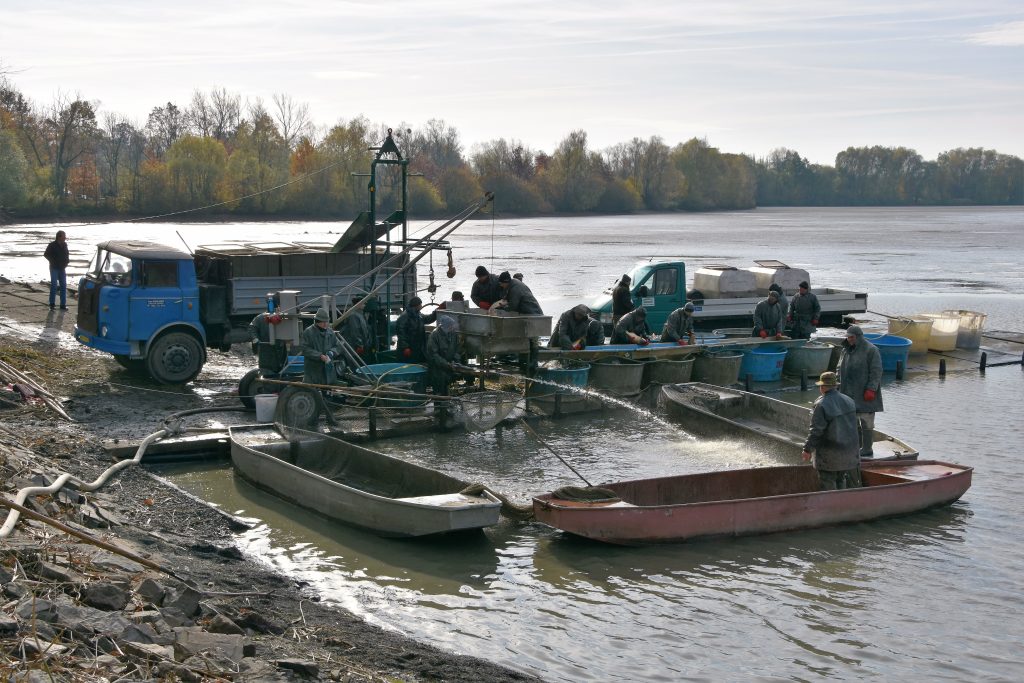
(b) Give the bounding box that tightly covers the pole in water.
[896,359,905,380]
[939,359,946,376]
[980,352,987,374]
[800,368,808,391]
[745,373,752,391]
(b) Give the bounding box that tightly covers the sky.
[2,0,1022,165]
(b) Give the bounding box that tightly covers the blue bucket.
[865,334,912,372]
[739,347,788,382]
[355,363,428,405]
[530,361,591,396]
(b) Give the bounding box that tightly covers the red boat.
[533,460,972,545]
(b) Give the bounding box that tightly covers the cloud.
[966,20,1024,46]
[312,70,377,80]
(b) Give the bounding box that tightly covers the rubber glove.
[479,301,491,310]
[402,348,412,358]
[355,346,364,355]
[437,302,446,310]
[572,342,583,351]
[811,319,819,326]
[864,388,876,401]
[677,339,688,346]
[639,338,650,346]
[759,330,768,339]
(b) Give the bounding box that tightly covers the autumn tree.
[605,136,682,210]
[146,102,186,158]
[227,101,288,213]
[0,128,29,209]
[166,135,227,207]
[541,130,605,212]
[272,93,311,151]
[47,95,99,202]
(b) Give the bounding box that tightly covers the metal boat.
[228,425,501,537]
[533,460,971,545]
[660,382,918,460]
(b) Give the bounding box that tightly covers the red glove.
[572,342,582,351]
[355,346,364,355]
[478,301,491,310]
[402,348,412,358]
[437,302,446,310]
[811,319,819,326]
[759,330,768,339]
[639,338,650,346]
[677,339,688,346]
[786,315,793,323]
[864,389,876,402]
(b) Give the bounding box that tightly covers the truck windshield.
[93,250,133,286]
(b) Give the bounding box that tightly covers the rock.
[34,560,84,584]
[121,640,176,663]
[119,622,173,646]
[166,585,203,617]
[17,637,70,658]
[82,581,130,611]
[159,606,194,627]
[3,581,28,600]
[0,613,17,635]
[276,658,320,678]
[206,613,245,635]
[173,627,249,663]
[235,609,286,635]
[182,648,241,675]
[0,564,14,584]
[240,657,292,682]
[137,577,166,605]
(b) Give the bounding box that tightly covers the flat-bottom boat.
[533,460,971,545]
[229,425,501,537]
[661,382,917,460]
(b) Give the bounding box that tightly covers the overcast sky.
[2,0,1022,164]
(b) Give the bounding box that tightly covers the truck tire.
[238,368,274,409]
[113,355,147,374]
[146,332,204,385]
[275,386,321,430]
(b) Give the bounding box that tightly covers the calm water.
[5,207,1023,680]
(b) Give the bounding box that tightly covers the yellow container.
[886,316,933,354]
[920,313,960,351]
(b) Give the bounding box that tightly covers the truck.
[589,260,868,334]
[73,129,452,385]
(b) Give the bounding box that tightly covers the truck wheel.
[275,386,321,430]
[113,355,146,374]
[238,368,274,409]
[146,332,204,385]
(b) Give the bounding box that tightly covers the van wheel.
[147,332,204,385]
[275,386,321,430]
[238,368,274,409]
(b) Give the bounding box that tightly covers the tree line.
[0,80,1021,223]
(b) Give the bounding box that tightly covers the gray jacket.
[804,388,861,472]
[300,323,342,385]
[500,279,543,315]
[549,306,591,348]
[339,311,373,351]
[661,307,695,342]
[837,330,883,413]
[752,298,784,336]
[611,310,650,344]
[788,291,821,337]
[248,313,271,343]
[395,309,426,362]
[585,318,605,346]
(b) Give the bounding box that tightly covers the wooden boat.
[660,382,918,460]
[533,460,972,545]
[228,425,501,537]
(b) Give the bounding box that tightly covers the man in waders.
[801,371,861,490]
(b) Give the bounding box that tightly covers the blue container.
[865,334,912,372]
[280,355,304,376]
[355,363,428,405]
[738,347,788,382]
[530,361,591,396]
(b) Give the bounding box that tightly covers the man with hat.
[471,266,501,310]
[787,280,821,340]
[492,271,543,314]
[396,296,428,362]
[752,289,785,339]
[661,302,697,345]
[837,324,883,458]
[611,307,651,345]
[301,307,343,385]
[549,304,593,350]
[611,274,635,324]
[801,371,862,490]
[585,316,606,347]
[425,314,463,399]
[339,294,374,363]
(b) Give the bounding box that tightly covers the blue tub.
[738,347,788,382]
[865,334,912,372]
[355,363,428,405]
[530,361,591,396]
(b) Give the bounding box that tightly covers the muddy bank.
[0,282,537,682]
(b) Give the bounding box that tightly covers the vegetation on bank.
[0,80,1021,223]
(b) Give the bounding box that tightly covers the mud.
[0,281,536,682]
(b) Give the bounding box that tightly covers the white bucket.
[254,394,278,422]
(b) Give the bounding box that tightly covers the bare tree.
[186,90,214,137]
[272,93,311,151]
[46,93,99,201]
[99,112,134,198]
[145,102,185,157]
[209,87,241,142]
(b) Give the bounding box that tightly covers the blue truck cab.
[75,241,207,384]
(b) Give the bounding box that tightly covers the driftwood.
[0,357,73,420]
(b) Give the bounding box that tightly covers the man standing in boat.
[788,281,821,340]
[837,325,883,458]
[661,302,697,345]
[752,289,785,338]
[611,274,634,324]
[801,372,861,490]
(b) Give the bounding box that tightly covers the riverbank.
[0,282,536,682]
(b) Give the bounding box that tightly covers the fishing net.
[456,390,525,432]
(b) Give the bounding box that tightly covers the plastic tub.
[254,394,278,422]
[738,347,788,382]
[589,358,646,395]
[886,316,932,353]
[864,334,912,372]
[355,363,428,406]
[692,350,744,386]
[942,309,987,349]
[783,342,834,377]
[919,313,960,351]
[644,357,695,385]
[529,361,591,397]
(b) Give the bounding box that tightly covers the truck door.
[634,265,683,331]
[128,260,184,342]
[90,250,134,342]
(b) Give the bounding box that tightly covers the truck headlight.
[101,325,108,337]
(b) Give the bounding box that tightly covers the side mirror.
[637,285,650,297]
